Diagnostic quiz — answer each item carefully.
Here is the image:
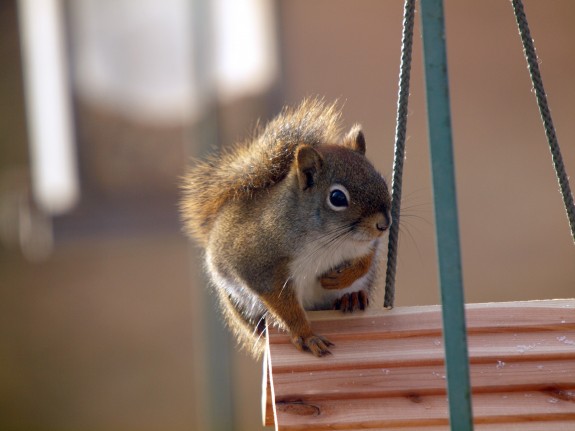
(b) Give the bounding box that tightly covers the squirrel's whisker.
[398,224,423,261]
[294,224,354,275]
[253,312,269,347]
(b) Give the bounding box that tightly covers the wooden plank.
[274,391,575,430]
[269,300,575,345]
[265,300,575,430]
[272,359,575,401]
[270,329,575,373]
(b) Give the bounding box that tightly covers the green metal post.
[419,0,474,429]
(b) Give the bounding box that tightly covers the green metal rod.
[419,0,474,429]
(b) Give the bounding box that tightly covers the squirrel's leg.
[319,251,373,312]
[319,251,374,290]
[259,269,333,357]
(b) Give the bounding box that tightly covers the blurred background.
[1,0,574,430]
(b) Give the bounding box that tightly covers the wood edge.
[307,299,575,322]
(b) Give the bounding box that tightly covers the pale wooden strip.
[269,329,575,373]
[275,391,575,430]
[264,335,279,430]
[262,347,275,427]
[268,299,575,345]
[271,359,575,401]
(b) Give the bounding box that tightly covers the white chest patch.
[289,236,379,310]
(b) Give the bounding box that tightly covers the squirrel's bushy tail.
[180,98,344,245]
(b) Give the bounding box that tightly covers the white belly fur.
[289,238,380,310]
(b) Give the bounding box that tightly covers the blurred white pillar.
[214,0,278,102]
[17,0,79,215]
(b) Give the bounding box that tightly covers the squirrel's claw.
[333,290,369,313]
[291,334,334,357]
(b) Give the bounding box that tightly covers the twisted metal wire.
[384,0,416,308]
[512,0,575,243]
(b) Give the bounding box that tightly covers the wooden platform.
[263,299,575,430]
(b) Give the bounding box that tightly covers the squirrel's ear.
[295,145,323,190]
[342,124,366,155]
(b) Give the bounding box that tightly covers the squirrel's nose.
[375,210,391,232]
[376,221,388,232]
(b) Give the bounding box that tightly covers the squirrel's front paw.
[333,290,369,313]
[291,333,334,357]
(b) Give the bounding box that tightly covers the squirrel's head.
[292,126,391,243]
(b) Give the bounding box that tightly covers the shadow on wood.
[263,299,575,430]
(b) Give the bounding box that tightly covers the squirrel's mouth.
[351,224,388,242]
[350,232,382,245]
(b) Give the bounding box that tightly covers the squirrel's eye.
[327,184,350,211]
[330,190,347,207]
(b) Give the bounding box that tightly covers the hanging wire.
[384,0,416,308]
[511,0,575,244]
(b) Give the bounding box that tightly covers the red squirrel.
[180,99,391,357]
